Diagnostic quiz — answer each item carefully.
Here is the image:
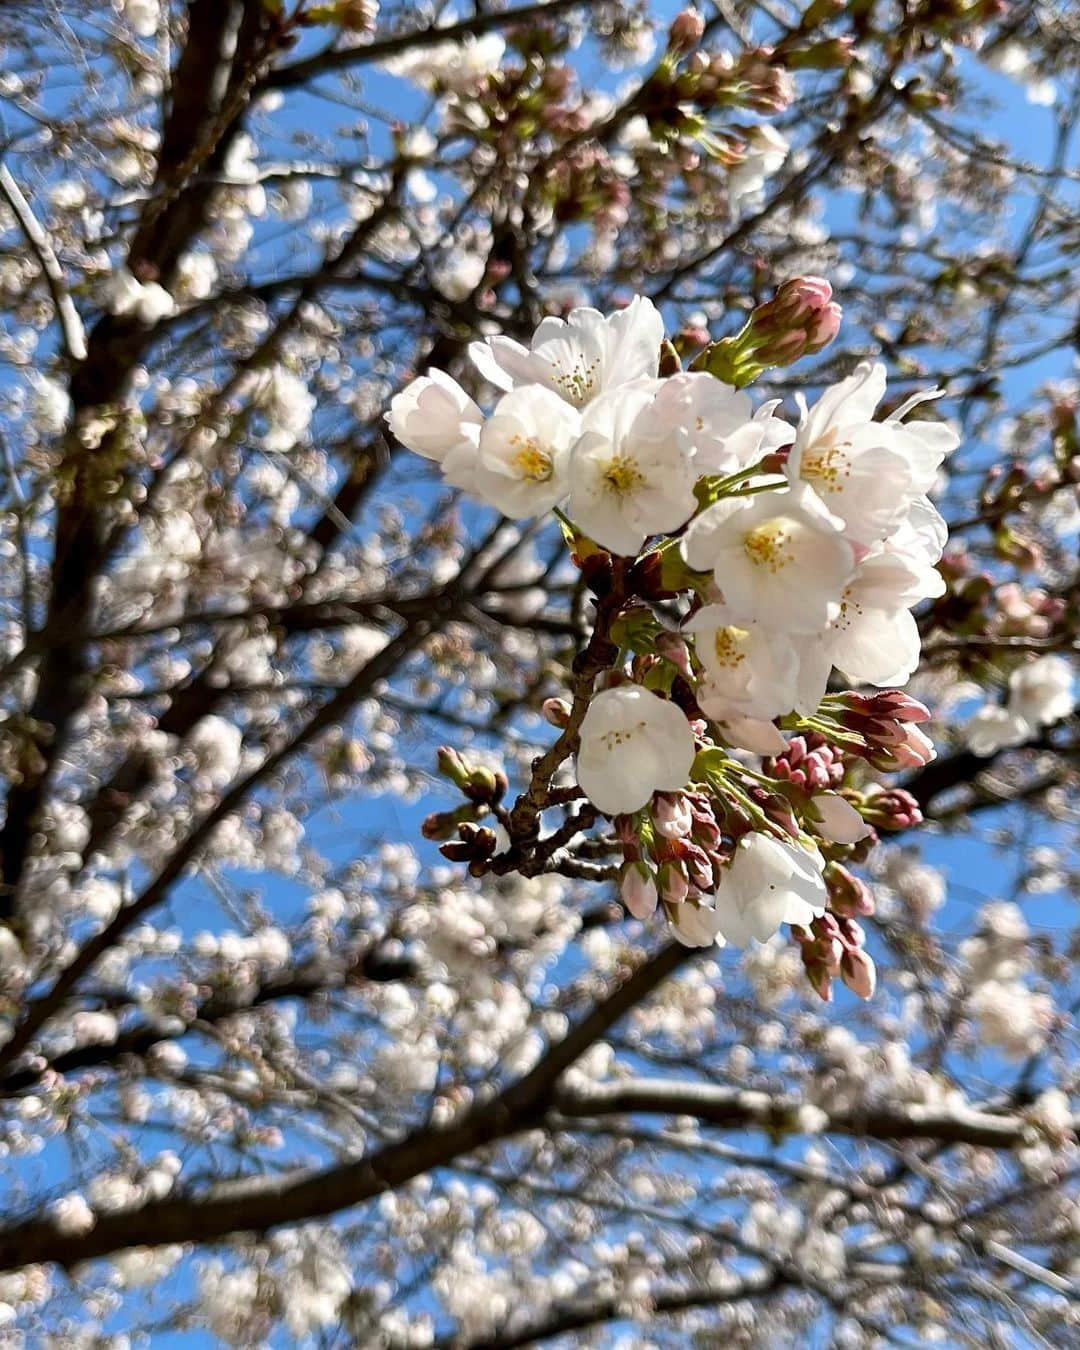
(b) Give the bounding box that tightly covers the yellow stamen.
[601,454,645,496]
[801,430,852,493]
[509,434,553,481]
[744,519,795,573]
[712,626,749,669]
[551,355,601,404]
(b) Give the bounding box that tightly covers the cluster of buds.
[545,145,632,230]
[794,912,876,1001]
[638,41,795,155]
[765,732,844,792]
[859,786,923,832]
[822,690,936,772]
[692,277,842,387]
[423,747,509,865]
[617,789,736,921]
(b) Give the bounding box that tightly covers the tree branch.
[0,978,1070,1272]
[267,0,590,91]
[550,1077,1074,1151]
[0,164,86,363]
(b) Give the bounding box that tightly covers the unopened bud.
[803,957,834,1002]
[785,37,855,70]
[655,632,695,682]
[840,947,877,1000]
[436,745,472,789]
[462,766,507,805]
[746,276,842,364]
[542,698,572,728]
[824,861,875,917]
[422,806,476,841]
[861,787,922,832]
[653,792,694,839]
[458,821,498,860]
[669,7,706,51]
[620,861,659,919]
[658,860,690,906]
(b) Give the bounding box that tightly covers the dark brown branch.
[549,1077,1075,1151]
[0,943,691,1270]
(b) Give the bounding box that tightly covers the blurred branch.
[0,163,86,362]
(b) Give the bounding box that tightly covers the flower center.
[601,454,645,496]
[712,626,749,669]
[600,720,647,750]
[509,434,553,481]
[833,588,863,633]
[743,519,795,573]
[551,354,600,405]
[800,431,852,493]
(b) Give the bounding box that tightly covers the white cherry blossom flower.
[681,482,855,634]
[727,124,789,207]
[966,705,1031,757]
[684,605,801,721]
[28,373,71,436]
[118,0,159,38]
[469,297,663,408]
[450,385,580,518]
[811,793,871,844]
[823,548,941,687]
[670,896,728,948]
[649,371,766,476]
[385,32,506,93]
[712,833,827,945]
[252,364,315,452]
[1007,654,1075,728]
[787,364,958,548]
[567,384,697,554]
[966,656,1074,757]
[387,369,483,462]
[576,685,696,816]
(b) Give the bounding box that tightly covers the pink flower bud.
[676,840,715,891]
[542,698,571,728]
[840,948,877,1000]
[620,861,659,920]
[655,632,695,682]
[803,958,834,1002]
[843,690,931,724]
[669,6,706,50]
[746,277,842,364]
[653,792,694,839]
[825,862,875,917]
[861,787,921,832]
[889,724,936,769]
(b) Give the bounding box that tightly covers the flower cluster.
[390,287,955,994]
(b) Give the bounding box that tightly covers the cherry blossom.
[681,482,856,634]
[456,385,580,518]
[469,297,664,408]
[386,369,483,462]
[0,4,1073,1344]
[566,384,697,554]
[711,834,827,946]
[575,685,696,815]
